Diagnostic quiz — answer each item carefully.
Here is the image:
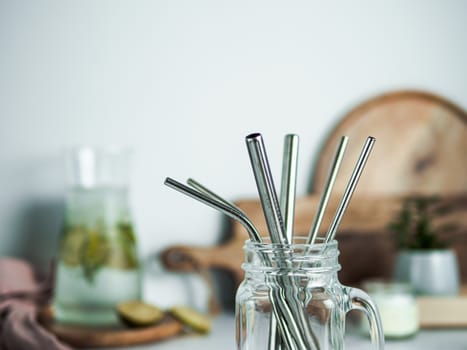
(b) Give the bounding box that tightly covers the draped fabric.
[0,258,71,350]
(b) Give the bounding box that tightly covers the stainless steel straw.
[164,177,261,243]
[307,136,348,245]
[245,133,287,245]
[324,136,376,243]
[269,134,299,350]
[279,134,299,242]
[246,133,319,350]
[187,178,237,209]
[186,178,262,240]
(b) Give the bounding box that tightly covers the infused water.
[53,148,141,325]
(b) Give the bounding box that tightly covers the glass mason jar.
[236,237,384,350]
[53,147,141,325]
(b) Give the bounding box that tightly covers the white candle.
[363,281,419,339]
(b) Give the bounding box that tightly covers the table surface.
[90,313,467,350]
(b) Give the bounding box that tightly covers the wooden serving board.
[39,308,184,348]
[313,90,467,195]
[161,90,467,291]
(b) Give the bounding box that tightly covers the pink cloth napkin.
[0,258,71,350]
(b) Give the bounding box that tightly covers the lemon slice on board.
[169,306,211,334]
[116,301,164,327]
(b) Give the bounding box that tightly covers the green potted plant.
[389,196,460,296]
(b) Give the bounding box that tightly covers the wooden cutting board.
[39,308,184,348]
[161,90,467,290]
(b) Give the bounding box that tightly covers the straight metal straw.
[324,136,376,243]
[246,133,319,350]
[164,177,262,243]
[270,134,299,350]
[245,133,287,245]
[279,134,299,242]
[307,136,348,245]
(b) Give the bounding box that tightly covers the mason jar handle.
[346,287,385,349]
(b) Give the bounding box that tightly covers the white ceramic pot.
[394,250,460,296]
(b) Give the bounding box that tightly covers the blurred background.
[1,0,467,314]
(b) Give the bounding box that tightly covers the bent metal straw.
[187,178,245,215]
[164,177,261,243]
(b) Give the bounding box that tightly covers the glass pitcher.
[53,147,141,325]
[236,237,384,350]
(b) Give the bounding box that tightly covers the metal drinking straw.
[324,136,376,243]
[280,134,299,242]
[187,178,238,209]
[245,133,288,245]
[246,133,320,350]
[164,177,262,243]
[269,134,299,350]
[307,136,348,245]
[186,178,263,240]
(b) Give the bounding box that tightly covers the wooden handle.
[160,241,245,283]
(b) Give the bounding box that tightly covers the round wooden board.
[39,309,184,348]
[312,90,467,196]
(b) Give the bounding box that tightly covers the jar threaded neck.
[242,237,341,275]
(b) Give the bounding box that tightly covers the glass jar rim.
[244,236,338,252]
[242,237,341,274]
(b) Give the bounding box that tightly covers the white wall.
[1,0,467,307]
